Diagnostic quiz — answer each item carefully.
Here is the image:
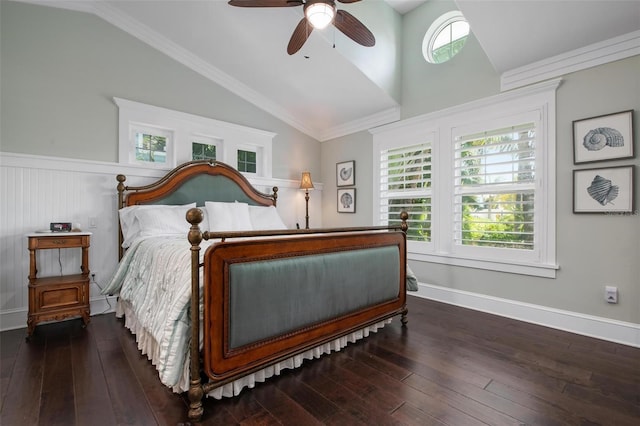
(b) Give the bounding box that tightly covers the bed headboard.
[116,160,278,258]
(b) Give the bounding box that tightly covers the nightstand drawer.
[37,284,84,310]
[29,235,89,249]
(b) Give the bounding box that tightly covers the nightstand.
[27,232,91,338]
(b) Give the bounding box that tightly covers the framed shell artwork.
[573,166,634,214]
[573,110,634,164]
[337,188,356,213]
[336,160,355,187]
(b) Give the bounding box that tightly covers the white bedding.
[103,235,390,398]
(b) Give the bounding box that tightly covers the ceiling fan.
[228,0,376,55]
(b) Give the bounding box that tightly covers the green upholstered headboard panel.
[119,161,276,208]
[145,174,266,206]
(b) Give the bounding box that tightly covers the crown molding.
[318,106,401,141]
[501,30,640,91]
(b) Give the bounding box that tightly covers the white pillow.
[119,203,195,247]
[198,207,209,231]
[248,205,287,230]
[205,201,253,232]
[136,205,195,237]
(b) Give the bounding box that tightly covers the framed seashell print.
[336,160,355,187]
[337,188,356,213]
[573,166,634,213]
[573,110,634,164]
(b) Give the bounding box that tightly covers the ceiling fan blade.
[287,18,313,55]
[337,0,362,3]
[228,0,302,7]
[333,9,375,47]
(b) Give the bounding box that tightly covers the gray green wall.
[2,1,638,326]
[0,1,320,181]
[321,1,640,325]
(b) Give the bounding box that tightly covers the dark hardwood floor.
[1,296,638,425]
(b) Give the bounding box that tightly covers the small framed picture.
[573,166,634,213]
[573,110,634,164]
[336,160,355,187]
[337,188,356,213]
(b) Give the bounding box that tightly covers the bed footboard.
[186,209,408,421]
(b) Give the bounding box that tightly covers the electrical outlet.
[605,286,618,304]
[89,217,98,229]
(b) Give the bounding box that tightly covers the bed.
[104,160,409,421]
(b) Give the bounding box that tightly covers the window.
[191,136,219,161]
[379,142,433,244]
[115,98,274,177]
[453,123,536,251]
[192,142,216,161]
[423,11,470,64]
[136,133,167,164]
[372,80,559,277]
[237,149,257,173]
[130,125,172,166]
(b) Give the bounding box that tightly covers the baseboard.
[413,283,640,348]
[0,296,117,332]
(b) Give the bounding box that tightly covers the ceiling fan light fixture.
[305,1,335,30]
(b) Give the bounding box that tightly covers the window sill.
[408,252,558,278]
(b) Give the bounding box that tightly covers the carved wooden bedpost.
[400,210,409,327]
[116,174,127,261]
[186,207,204,422]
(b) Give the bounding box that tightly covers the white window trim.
[128,123,174,168]
[371,79,560,278]
[115,97,275,177]
[236,144,262,176]
[422,10,468,64]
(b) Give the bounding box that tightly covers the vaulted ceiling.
[21,0,640,140]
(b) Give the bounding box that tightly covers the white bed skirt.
[116,298,391,399]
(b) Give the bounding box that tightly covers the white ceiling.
[22,0,640,140]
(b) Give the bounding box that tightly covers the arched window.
[423,11,470,64]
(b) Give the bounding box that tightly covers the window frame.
[191,135,220,162]
[128,123,173,168]
[378,130,436,253]
[372,79,560,278]
[236,147,259,175]
[423,10,470,64]
[115,97,274,177]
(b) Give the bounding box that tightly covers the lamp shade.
[305,1,335,30]
[299,172,314,190]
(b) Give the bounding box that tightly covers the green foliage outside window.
[135,133,166,163]
[385,147,432,242]
[192,142,216,161]
[432,36,468,64]
[457,132,535,250]
[237,150,257,173]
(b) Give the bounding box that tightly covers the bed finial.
[400,210,409,233]
[116,174,127,260]
[272,186,279,205]
[186,207,204,243]
[116,174,126,207]
[186,206,205,422]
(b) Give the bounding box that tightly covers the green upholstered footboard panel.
[227,245,400,349]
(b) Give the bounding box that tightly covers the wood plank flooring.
[1,296,638,425]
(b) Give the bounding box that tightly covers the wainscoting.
[0,153,315,331]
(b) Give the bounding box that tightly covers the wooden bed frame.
[115,160,408,421]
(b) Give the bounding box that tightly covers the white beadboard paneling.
[0,152,319,331]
